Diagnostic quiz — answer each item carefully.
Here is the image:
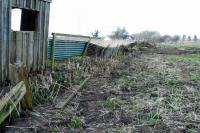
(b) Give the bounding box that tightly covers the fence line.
[48,33,136,68]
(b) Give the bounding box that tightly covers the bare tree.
[187,36,191,41]
[171,35,180,42]
[194,35,198,41]
[91,30,100,38]
[160,35,172,42]
[182,35,186,41]
[139,31,160,43]
[109,27,129,39]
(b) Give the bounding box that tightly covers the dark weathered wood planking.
[0,0,51,85]
[12,0,51,10]
[86,44,105,57]
[11,32,35,71]
[45,4,50,66]
[0,0,3,83]
[0,0,11,84]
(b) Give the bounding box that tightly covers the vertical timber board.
[2,0,6,82]
[23,0,26,8]
[5,0,11,79]
[16,0,19,8]
[25,0,29,9]
[10,32,15,64]
[34,3,41,70]
[15,32,22,62]
[38,1,43,70]
[7,0,11,82]
[45,3,50,66]
[12,0,17,7]
[27,32,34,71]
[42,1,47,69]
[16,0,19,7]
[0,0,3,83]
[33,32,38,71]
[41,1,47,69]
[29,0,32,9]
[0,0,10,84]
[10,33,16,62]
[21,32,24,64]
[32,0,34,10]
[32,0,36,10]
[19,0,23,8]
[35,0,39,10]
[34,0,37,10]
[22,32,27,67]
[40,1,44,69]
[36,0,42,71]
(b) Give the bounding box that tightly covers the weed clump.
[30,76,59,106]
[105,97,123,110]
[70,116,82,128]
[52,72,65,82]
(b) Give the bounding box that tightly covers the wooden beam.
[0,81,26,124]
[55,76,90,109]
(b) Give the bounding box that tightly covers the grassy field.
[166,54,200,62]
[157,41,200,50]
[3,44,200,132]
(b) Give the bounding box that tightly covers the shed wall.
[0,0,51,85]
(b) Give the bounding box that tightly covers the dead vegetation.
[2,45,200,133]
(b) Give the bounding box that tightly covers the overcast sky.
[12,0,200,37]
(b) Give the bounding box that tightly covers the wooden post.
[9,63,33,110]
[51,33,56,69]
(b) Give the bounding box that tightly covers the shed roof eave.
[42,0,52,3]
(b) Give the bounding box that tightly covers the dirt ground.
[3,50,200,133]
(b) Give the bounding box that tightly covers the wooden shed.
[0,0,52,85]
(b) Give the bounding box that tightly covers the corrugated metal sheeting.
[48,39,87,60]
[48,33,121,61]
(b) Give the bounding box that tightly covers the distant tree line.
[91,27,198,43]
[131,32,198,43]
